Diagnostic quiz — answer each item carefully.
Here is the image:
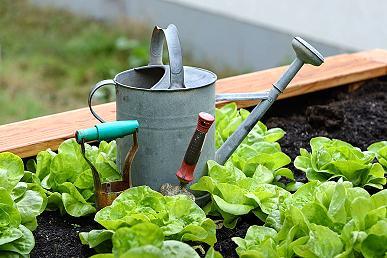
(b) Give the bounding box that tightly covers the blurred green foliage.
[0,0,150,124]
[0,0,237,125]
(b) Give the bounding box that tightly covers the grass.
[0,0,237,124]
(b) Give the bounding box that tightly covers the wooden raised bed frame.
[1,49,387,158]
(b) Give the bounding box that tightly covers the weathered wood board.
[1,49,387,158]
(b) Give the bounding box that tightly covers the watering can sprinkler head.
[292,37,324,66]
[75,121,139,210]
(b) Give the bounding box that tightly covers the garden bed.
[29,77,386,258]
[214,77,387,257]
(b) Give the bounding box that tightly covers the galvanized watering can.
[88,24,324,203]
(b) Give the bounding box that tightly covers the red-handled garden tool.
[160,112,215,200]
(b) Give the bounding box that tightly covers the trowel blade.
[159,182,195,201]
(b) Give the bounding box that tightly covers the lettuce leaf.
[233,181,387,258]
[87,222,203,258]
[229,141,294,186]
[216,103,285,149]
[80,186,217,254]
[30,139,120,217]
[368,140,387,170]
[112,223,164,257]
[191,161,291,228]
[216,103,295,189]
[0,152,24,192]
[294,137,386,189]
[0,152,46,256]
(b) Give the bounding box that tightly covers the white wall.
[29,0,348,71]
[169,0,387,50]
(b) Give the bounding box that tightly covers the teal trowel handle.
[75,120,139,143]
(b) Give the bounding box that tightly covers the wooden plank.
[0,103,116,158]
[1,49,387,158]
[216,49,387,107]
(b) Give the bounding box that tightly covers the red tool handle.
[176,112,215,184]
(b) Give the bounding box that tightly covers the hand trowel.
[160,112,215,200]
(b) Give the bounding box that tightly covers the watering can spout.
[214,36,324,166]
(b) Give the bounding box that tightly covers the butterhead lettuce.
[233,181,387,258]
[215,103,285,149]
[30,139,120,217]
[294,137,386,189]
[80,186,217,254]
[191,161,291,228]
[0,152,46,257]
[368,140,387,170]
[86,222,203,258]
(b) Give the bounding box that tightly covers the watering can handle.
[88,79,115,123]
[149,24,184,88]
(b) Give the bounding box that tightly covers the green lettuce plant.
[368,140,387,170]
[191,161,291,228]
[294,137,386,189]
[0,152,47,257]
[85,222,222,258]
[80,186,216,253]
[233,181,387,258]
[89,223,199,258]
[229,141,296,189]
[216,103,285,149]
[28,139,121,217]
[216,103,296,189]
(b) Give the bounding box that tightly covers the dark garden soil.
[31,78,386,258]
[215,77,387,258]
[265,77,387,183]
[30,211,100,258]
